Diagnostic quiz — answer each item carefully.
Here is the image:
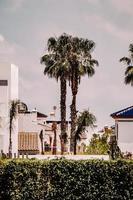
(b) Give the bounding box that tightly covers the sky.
[0,0,133,130]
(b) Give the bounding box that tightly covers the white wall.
[117,120,133,152]
[0,63,18,154]
[11,64,18,100]
[19,112,38,133]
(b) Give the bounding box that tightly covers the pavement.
[27,154,109,160]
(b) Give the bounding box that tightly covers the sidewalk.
[28,154,109,160]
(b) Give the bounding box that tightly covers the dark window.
[0,80,8,86]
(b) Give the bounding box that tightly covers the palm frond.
[124,66,133,85]
[75,109,96,141]
[47,37,57,51]
[125,70,133,86]
[125,75,133,86]
[125,66,133,75]
[41,33,98,82]
[87,40,96,52]
[119,57,131,65]
[40,55,47,64]
[87,66,95,77]
[90,59,99,67]
[119,44,133,86]
[129,44,133,53]
[9,100,20,133]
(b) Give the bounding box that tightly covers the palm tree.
[41,37,69,155]
[61,35,98,152]
[74,109,96,155]
[120,43,133,85]
[41,34,98,154]
[9,100,20,157]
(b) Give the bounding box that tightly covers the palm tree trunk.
[70,93,77,152]
[9,120,12,158]
[70,70,78,153]
[52,129,57,155]
[61,139,64,155]
[41,140,44,155]
[60,76,67,155]
[73,136,77,155]
[49,136,52,151]
[39,130,44,154]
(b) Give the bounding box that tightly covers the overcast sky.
[0,0,133,129]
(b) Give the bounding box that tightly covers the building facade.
[0,63,18,154]
[111,106,133,153]
[18,110,49,154]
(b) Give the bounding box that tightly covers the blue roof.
[111,106,133,118]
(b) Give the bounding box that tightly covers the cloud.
[111,0,133,16]
[3,0,25,11]
[0,35,16,62]
[0,34,5,43]
[85,0,133,16]
[84,14,133,42]
[105,22,133,42]
[11,0,25,9]
[0,34,25,66]
[87,0,99,4]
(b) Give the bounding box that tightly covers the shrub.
[0,159,133,199]
[86,131,111,155]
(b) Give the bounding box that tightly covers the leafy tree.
[9,100,20,157]
[108,134,123,160]
[41,36,70,155]
[74,109,96,154]
[86,128,112,155]
[120,43,133,85]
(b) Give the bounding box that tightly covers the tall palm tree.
[61,35,98,152]
[9,100,20,157]
[41,34,98,154]
[120,43,133,85]
[74,109,96,155]
[41,37,69,155]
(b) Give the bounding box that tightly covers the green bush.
[86,132,111,155]
[0,159,133,199]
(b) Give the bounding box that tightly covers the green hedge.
[0,159,133,200]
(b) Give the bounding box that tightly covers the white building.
[0,63,18,154]
[111,106,133,153]
[18,108,97,154]
[0,63,96,155]
[18,109,50,154]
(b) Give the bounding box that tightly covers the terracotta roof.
[18,132,39,151]
[111,106,133,119]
